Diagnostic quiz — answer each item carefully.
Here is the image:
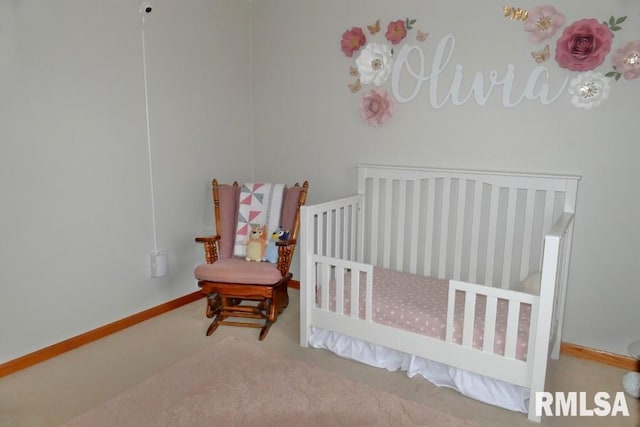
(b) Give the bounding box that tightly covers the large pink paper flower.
[385,20,407,45]
[555,19,613,71]
[611,40,640,80]
[341,27,366,57]
[523,5,566,43]
[359,88,396,127]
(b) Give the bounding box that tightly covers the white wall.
[0,0,252,363]
[251,0,639,355]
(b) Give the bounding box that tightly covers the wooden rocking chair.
[194,179,308,340]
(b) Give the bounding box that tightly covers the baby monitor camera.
[139,1,152,14]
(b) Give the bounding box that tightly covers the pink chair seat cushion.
[194,258,283,285]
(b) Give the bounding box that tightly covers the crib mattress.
[319,267,532,361]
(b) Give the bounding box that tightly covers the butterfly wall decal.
[348,79,362,93]
[531,44,550,63]
[416,30,429,42]
[367,19,380,35]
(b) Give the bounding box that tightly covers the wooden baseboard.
[0,291,205,378]
[561,342,639,371]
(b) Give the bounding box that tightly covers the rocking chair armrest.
[195,235,221,244]
[275,238,297,247]
[195,235,221,264]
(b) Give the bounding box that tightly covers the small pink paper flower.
[341,27,366,57]
[612,40,640,80]
[359,88,396,127]
[555,19,613,71]
[385,20,407,45]
[524,5,566,43]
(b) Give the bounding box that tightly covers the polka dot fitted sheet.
[317,267,531,361]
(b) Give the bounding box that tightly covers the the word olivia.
[391,35,569,108]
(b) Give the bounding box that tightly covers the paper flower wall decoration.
[359,88,396,127]
[506,5,637,108]
[523,5,565,43]
[341,17,420,126]
[568,71,611,109]
[355,43,394,86]
[555,18,613,71]
[610,40,640,81]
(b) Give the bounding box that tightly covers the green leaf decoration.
[611,25,622,31]
[615,16,627,24]
[609,16,615,26]
[605,71,616,77]
[615,73,621,81]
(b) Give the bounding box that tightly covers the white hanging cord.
[141,14,159,252]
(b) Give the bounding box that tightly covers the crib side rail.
[446,280,539,360]
[300,253,373,346]
[300,195,364,346]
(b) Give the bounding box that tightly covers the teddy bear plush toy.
[244,224,267,262]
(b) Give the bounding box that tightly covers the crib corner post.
[299,206,311,348]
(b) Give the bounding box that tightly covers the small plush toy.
[244,224,267,262]
[263,228,281,263]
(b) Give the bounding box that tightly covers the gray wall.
[0,0,252,363]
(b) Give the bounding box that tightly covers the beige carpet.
[62,336,478,427]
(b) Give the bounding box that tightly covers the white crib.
[300,164,580,422]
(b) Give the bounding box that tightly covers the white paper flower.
[568,71,611,109]
[355,43,393,86]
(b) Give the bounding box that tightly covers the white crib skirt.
[308,327,529,413]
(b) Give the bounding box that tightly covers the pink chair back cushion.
[281,186,302,234]
[217,184,240,259]
[194,258,283,284]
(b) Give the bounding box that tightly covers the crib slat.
[504,300,521,359]
[335,265,344,315]
[369,178,380,264]
[483,295,498,353]
[383,179,393,268]
[485,186,500,286]
[468,181,483,283]
[438,178,451,279]
[542,190,555,237]
[446,285,456,343]
[520,189,536,280]
[365,270,373,321]
[453,179,466,280]
[335,207,342,258]
[350,268,359,319]
[321,263,330,310]
[409,180,420,274]
[349,204,357,261]
[501,187,517,288]
[396,180,407,270]
[424,178,436,276]
[462,292,476,347]
[317,213,324,256]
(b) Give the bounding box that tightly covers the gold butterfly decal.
[416,30,429,42]
[349,66,360,77]
[531,44,550,63]
[348,79,361,93]
[503,6,529,21]
[367,19,380,35]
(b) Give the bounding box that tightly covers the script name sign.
[391,35,569,108]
